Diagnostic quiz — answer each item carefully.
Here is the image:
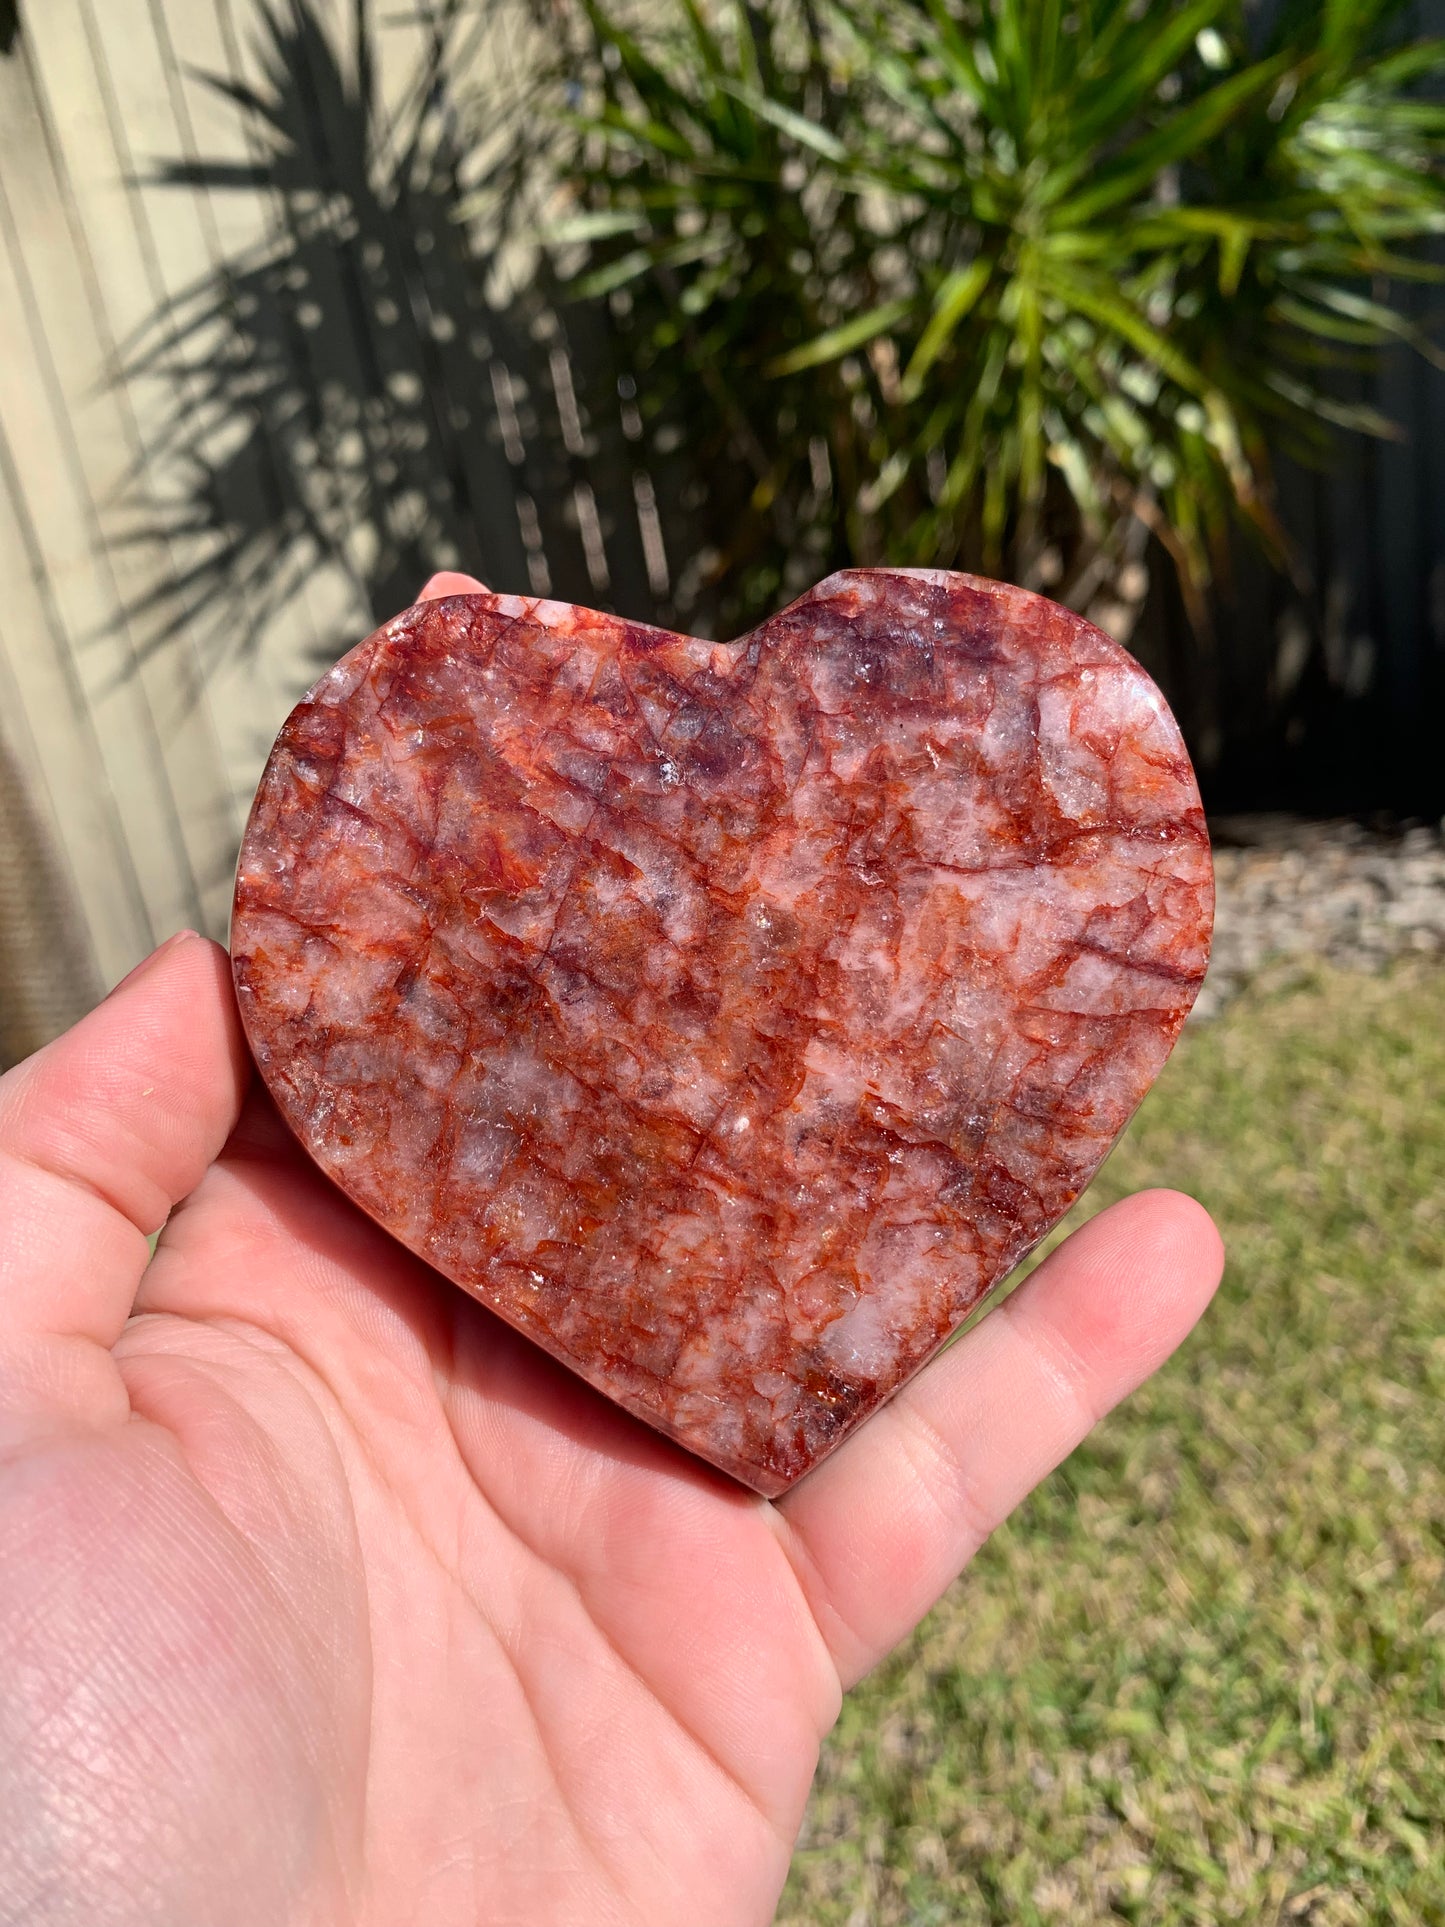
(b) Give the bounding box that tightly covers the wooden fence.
[0,0,689,1061]
[1,0,1442,1066]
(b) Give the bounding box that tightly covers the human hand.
[0,581,1223,1927]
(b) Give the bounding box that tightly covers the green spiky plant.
[487,0,1445,636]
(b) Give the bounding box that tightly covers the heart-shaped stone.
[232,570,1212,1493]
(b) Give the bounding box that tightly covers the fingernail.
[105,930,199,1001]
[417,571,488,603]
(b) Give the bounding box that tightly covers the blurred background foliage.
[110,0,1445,814]
[487,0,1445,644]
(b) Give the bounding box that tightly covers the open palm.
[0,652,1221,1927]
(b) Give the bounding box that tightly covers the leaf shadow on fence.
[114,0,700,713]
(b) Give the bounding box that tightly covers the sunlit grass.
[780,959,1445,1926]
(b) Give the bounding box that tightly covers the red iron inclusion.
[232,571,1213,1494]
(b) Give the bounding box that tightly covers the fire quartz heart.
[232,570,1212,1495]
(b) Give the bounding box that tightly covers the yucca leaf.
[917,0,998,115]
[570,102,699,161]
[1054,55,1296,226]
[1120,209,1289,249]
[1019,371,1046,510]
[676,0,726,73]
[536,208,650,244]
[938,326,1010,508]
[990,0,1032,135]
[1039,263,1214,401]
[1318,0,1399,62]
[1264,370,1406,439]
[570,224,735,298]
[1355,35,1445,92]
[570,247,655,297]
[578,0,704,132]
[1064,0,1232,151]
[1293,281,1445,368]
[825,19,958,146]
[715,79,849,162]
[1272,292,1406,348]
[1029,0,1064,116]
[1047,428,1104,528]
[1218,222,1251,296]
[900,259,993,398]
[981,420,1015,568]
[731,1,763,91]
[765,298,913,375]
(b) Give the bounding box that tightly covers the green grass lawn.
[779,960,1445,1927]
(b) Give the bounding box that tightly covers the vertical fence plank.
[132,0,368,763]
[0,402,146,994]
[5,14,239,944]
[0,43,205,954]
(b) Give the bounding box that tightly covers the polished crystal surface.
[232,571,1213,1493]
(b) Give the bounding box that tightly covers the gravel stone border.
[1193,817,1445,1022]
